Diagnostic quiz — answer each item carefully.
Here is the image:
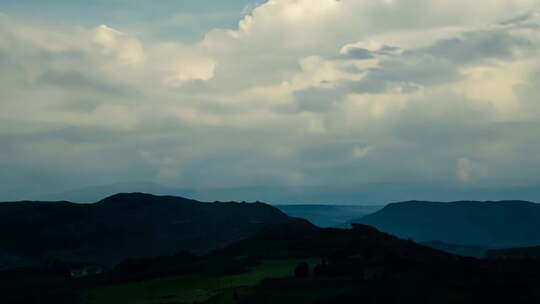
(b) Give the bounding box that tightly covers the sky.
[2,0,540,203]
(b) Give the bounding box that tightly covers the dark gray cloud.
[341,47,375,60]
[338,45,402,60]
[500,11,540,27]
[345,56,458,94]
[288,87,344,112]
[334,22,538,95]
[38,70,128,95]
[422,30,532,64]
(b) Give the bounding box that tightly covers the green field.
[83,259,316,304]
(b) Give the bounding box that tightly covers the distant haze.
[4,181,540,205]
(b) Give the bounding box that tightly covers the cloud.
[423,29,533,64]
[38,70,124,94]
[351,145,374,160]
[341,47,375,60]
[92,25,145,66]
[456,158,486,184]
[290,86,343,112]
[1,1,540,201]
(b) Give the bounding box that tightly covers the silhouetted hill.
[41,182,196,203]
[353,200,540,248]
[218,221,453,262]
[5,218,540,304]
[0,193,295,268]
[214,222,540,304]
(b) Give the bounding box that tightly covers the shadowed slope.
[354,200,540,247]
[0,193,294,268]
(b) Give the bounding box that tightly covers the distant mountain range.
[38,182,198,203]
[7,180,540,205]
[276,204,383,227]
[23,181,389,205]
[0,193,295,269]
[353,200,540,248]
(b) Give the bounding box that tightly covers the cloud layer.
[1,1,540,201]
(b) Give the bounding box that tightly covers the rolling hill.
[80,221,540,304]
[4,211,540,304]
[0,193,295,269]
[353,200,540,248]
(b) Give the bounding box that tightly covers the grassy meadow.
[83,259,316,304]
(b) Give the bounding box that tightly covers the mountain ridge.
[354,199,540,248]
[0,193,295,269]
[382,199,538,208]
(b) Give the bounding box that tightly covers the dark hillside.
[0,193,294,268]
[353,200,540,248]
